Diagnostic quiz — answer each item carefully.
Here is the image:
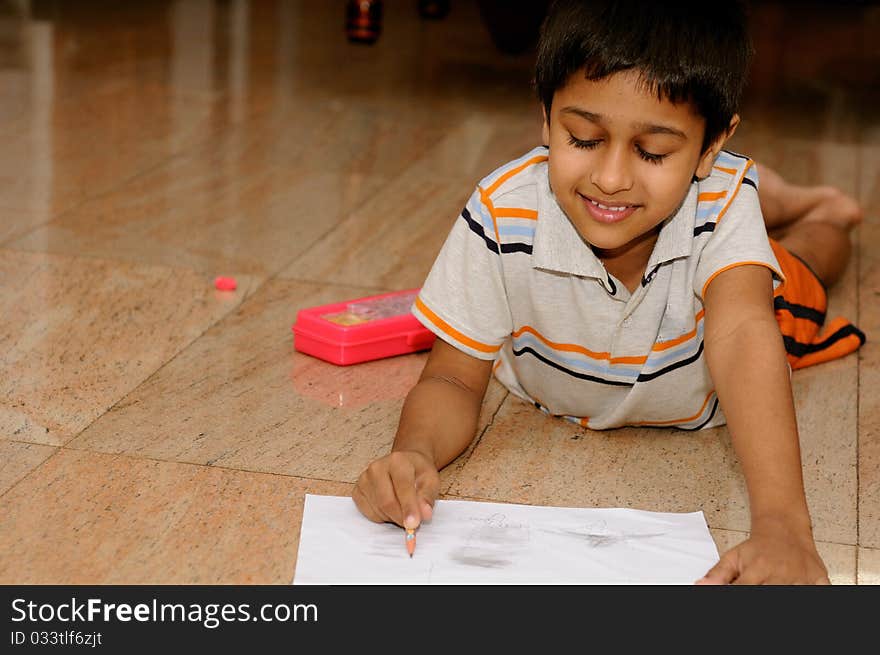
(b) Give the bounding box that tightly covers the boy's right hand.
[352,450,440,530]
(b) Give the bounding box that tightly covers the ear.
[694,114,740,180]
[541,106,550,146]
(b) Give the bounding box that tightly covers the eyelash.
[566,135,667,165]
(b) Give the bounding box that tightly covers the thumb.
[696,551,740,585]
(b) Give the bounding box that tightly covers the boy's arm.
[700,264,829,584]
[352,338,494,530]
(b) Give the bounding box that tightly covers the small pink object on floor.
[214,276,237,291]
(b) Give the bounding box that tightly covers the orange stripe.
[494,207,538,220]
[478,155,547,247]
[701,261,782,299]
[651,309,705,352]
[713,165,737,174]
[414,297,501,354]
[512,325,646,365]
[478,189,503,248]
[715,160,752,224]
[697,191,727,202]
[483,155,548,196]
[632,391,715,427]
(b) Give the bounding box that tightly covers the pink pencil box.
[292,288,436,365]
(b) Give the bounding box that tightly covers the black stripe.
[512,347,634,387]
[693,223,716,236]
[782,324,866,358]
[500,242,533,255]
[641,264,661,287]
[636,341,705,382]
[741,176,757,191]
[461,207,498,254]
[606,275,617,295]
[774,296,826,325]
[462,207,533,256]
[680,396,720,431]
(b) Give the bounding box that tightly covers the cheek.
[641,166,691,208]
[549,150,586,190]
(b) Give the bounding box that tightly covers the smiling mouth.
[579,193,639,224]
[581,194,637,211]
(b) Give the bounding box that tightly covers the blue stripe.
[643,323,705,370]
[512,346,634,387]
[461,207,499,254]
[497,224,537,239]
[479,146,548,190]
[512,333,641,381]
[636,341,705,382]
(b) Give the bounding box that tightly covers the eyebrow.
[559,106,688,139]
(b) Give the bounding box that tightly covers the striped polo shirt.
[413,146,783,430]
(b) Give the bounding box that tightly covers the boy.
[353,0,864,584]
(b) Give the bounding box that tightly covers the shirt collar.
[533,171,607,280]
[533,169,697,281]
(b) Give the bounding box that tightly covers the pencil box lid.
[291,288,436,365]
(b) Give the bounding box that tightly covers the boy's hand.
[696,520,830,585]
[352,450,440,530]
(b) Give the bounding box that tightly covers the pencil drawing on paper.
[448,512,530,569]
[292,495,721,585]
[543,519,668,548]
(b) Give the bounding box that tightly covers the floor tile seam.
[54,275,270,450]
[270,275,398,293]
[854,138,863,554]
[0,100,285,246]
[54,442,359,486]
[0,242,270,283]
[442,391,510,495]
[0,445,62,502]
[238,200,384,283]
[0,149,195,249]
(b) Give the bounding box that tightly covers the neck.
[591,224,661,267]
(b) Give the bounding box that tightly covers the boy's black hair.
[535,0,753,151]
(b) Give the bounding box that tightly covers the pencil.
[405,527,416,558]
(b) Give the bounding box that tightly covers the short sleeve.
[413,188,513,360]
[693,161,784,300]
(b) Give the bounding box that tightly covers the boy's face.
[543,70,732,259]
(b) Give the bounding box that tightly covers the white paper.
[293,494,719,585]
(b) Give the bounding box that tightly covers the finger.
[388,457,420,529]
[730,557,771,585]
[351,485,385,523]
[696,553,740,585]
[364,463,402,525]
[415,468,440,521]
[732,569,769,585]
[420,498,434,521]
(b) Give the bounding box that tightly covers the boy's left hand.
[695,520,830,585]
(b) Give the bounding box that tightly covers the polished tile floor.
[0,0,877,584]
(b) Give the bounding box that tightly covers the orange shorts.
[770,239,865,370]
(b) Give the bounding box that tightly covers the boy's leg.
[755,162,863,237]
[753,161,862,287]
[775,221,852,288]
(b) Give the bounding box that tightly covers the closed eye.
[636,145,667,165]
[567,135,600,150]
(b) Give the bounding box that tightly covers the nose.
[590,144,633,196]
